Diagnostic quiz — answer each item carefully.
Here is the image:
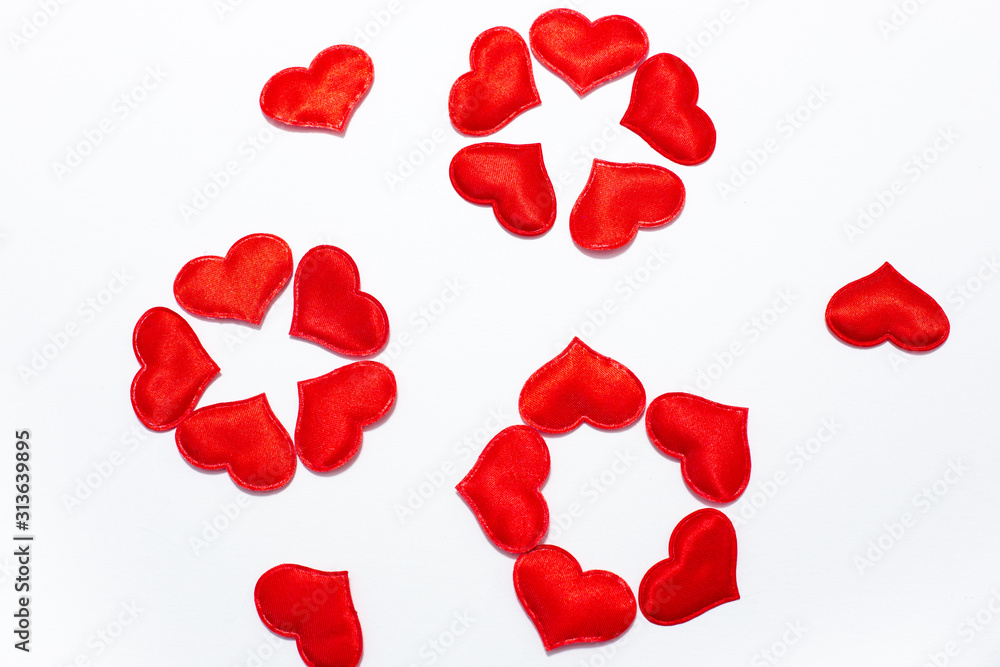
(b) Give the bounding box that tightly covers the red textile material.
[260,45,373,133]
[639,509,739,625]
[449,142,556,236]
[826,262,950,352]
[519,338,645,433]
[621,54,716,166]
[290,246,389,357]
[131,307,220,432]
[175,394,296,492]
[529,9,648,95]
[173,234,292,325]
[646,393,751,504]
[570,160,685,251]
[255,565,363,667]
[457,425,550,554]
[295,362,396,473]
[449,27,541,136]
[514,545,636,650]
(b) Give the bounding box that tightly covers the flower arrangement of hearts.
[448,9,716,252]
[457,338,749,649]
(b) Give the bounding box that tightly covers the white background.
[3,0,1000,665]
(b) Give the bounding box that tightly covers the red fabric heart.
[514,545,636,650]
[457,425,550,554]
[519,338,645,434]
[173,234,293,325]
[639,509,739,625]
[131,307,220,432]
[175,394,296,492]
[646,393,750,504]
[449,27,541,136]
[295,361,396,473]
[260,45,373,133]
[290,246,389,357]
[255,564,363,667]
[570,160,685,250]
[826,262,950,352]
[529,9,649,95]
[450,142,556,237]
[621,53,716,166]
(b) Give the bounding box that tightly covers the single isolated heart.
[457,425,550,554]
[255,564,363,667]
[449,142,556,236]
[639,508,739,625]
[173,233,293,325]
[529,9,649,95]
[260,45,374,133]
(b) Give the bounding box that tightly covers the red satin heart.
[173,234,293,325]
[449,27,541,136]
[646,393,750,504]
[131,307,220,432]
[529,9,649,95]
[570,160,685,251]
[255,565,363,667]
[290,246,389,357]
[826,262,950,352]
[450,142,556,237]
[514,545,636,650]
[295,361,396,473]
[621,53,716,166]
[639,509,739,625]
[519,338,645,434]
[260,45,373,133]
[175,394,296,492]
[457,425,550,554]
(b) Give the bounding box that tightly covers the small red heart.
[646,393,751,504]
[826,262,950,352]
[449,27,541,136]
[260,45,373,133]
[173,234,293,325]
[529,9,648,95]
[295,361,396,473]
[514,545,636,650]
[131,307,220,431]
[175,394,296,492]
[255,564,363,667]
[519,338,645,434]
[290,246,389,357]
[621,53,716,166]
[450,142,556,237]
[639,509,739,625]
[570,160,685,251]
[457,425,550,554]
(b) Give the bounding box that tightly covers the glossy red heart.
[519,338,645,434]
[646,393,751,504]
[175,394,296,491]
[621,53,716,166]
[173,234,292,325]
[457,425,550,554]
[514,545,636,650]
[290,246,389,357]
[529,9,648,95]
[450,142,556,237]
[570,160,685,250]
[826,262,950,352]
[449,27,541,135]
[639,509,739,625]
[131,307,220,431]
[295,361,396,473]
[255,564,363,667]
[260,45,373,133]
